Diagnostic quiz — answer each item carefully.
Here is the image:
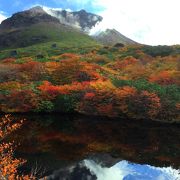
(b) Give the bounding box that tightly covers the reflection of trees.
[11,115,180,171]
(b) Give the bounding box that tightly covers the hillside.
[0,7,100,49]
[0,6,139,49]
[0,44,179,122]
[0,22,100,49]
[0,7,179,122]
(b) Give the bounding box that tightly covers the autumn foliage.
[0,47,179,121]
[0,115,34,179]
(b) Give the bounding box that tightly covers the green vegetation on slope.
[0,22,100,50]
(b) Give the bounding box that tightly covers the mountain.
[43,7,103,33]
[93,28,138,46]
[0,6,138,49]
[0,6,59,30]
[0,6,100,49]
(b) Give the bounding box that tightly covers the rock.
[36,54,44,59]
[43,8,103,33]
[114,43,125,48]
[10,50,18,56]
[51,43,57,48]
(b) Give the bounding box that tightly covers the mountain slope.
[0,22,100,49]
[0,7,100,49]
[0,6,59,30]
[0,6,138,49]
[93,29,138,46]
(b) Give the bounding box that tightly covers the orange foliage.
[0,81,22,91]
[48,59,103,85]
[115,87,161,118]
[0,115,34,179]
[77,87,116,116]
[115,86,137,114]
[113,56,139,70]
[90,80,115,90]
[84,92,95,100]
[1,90,39,113]
[38,80,91,100]
[45,61,60,75]
[115,86,137,98]
[38,81,61,99]
[83,53,110,65]
[50,53,80,61]
[140,91,161,118]
[1,58,16,64]
[149,70,177,85]
[59,53,80,60]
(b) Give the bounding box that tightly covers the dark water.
[9,115,180,179]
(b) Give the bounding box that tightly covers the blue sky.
[0,0,104,16]
[0,0,180,45]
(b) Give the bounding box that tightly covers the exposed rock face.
[43,8,103,33]
[0,6,102,33]
[0,6,59,30]
[93,29,138,46]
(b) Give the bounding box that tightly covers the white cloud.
[91,0,180,45]
[84,160,180,180]
[42,6,72,12]
[10,0,180,45]
[84,160,129,180]
[0,13,6,24]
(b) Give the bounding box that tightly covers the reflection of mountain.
[11,115,180,178]
[48,159,179,180]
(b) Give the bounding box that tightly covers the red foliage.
[149,71,176,85]
[1,90,39,112]
[84,92,95,100]
[113,56,139,70]
[1,58,16,63]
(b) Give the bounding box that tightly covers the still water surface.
[10,114,180,179]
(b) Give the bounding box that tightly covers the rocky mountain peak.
[43,7,103,32]
[28,6,45,14]
[0,6,59,29]
[94,28,138,46]
[0,6,138,47]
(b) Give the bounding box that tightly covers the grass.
[0,22,101,59]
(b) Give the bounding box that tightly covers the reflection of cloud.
[84,160,128,180]
[84,160,180,180]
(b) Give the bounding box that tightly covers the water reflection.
[77,160,179,180]
[10,114,180,178]
[42,157,180,180]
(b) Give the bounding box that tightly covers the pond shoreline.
[1,111,179,125]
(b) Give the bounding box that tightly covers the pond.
[9,114,180,179]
